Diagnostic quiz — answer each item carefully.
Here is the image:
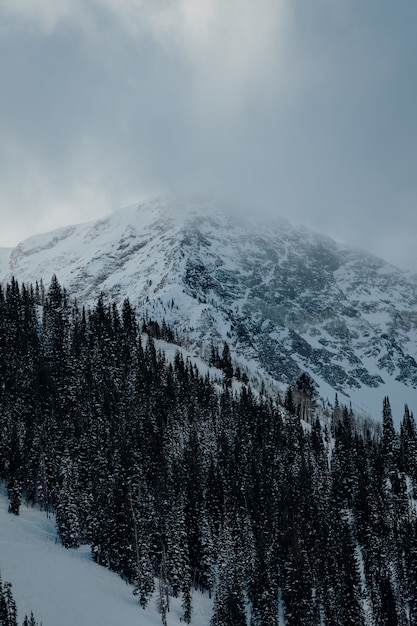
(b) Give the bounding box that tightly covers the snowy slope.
[0,488,213,626]
[2,196,417,423]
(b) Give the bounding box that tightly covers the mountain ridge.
[2,197,417,420]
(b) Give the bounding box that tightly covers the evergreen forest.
[1,276,417,625]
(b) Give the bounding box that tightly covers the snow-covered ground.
[310,368,415,429]
[0,487,213,626]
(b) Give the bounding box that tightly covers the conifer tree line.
[1,276,417,625]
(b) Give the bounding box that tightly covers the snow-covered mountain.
[2,196,417,419]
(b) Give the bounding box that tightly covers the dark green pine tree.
[55,452,81,548]
[3,278,22,399]
[403,514,417,623]
[2,581,18,626]
[399,405,417,483]
[336,518,365,626]
[6,420,23,516]
[377,575,399,626]
[165,489,190,598]
[294,372,317,399]
[381,396,397,478]
[209,343,221,369]
[197,507,216,596]
[127,469,155,608]
[332,405,357,506]
[211,525,247,626]
[284,386,296,416]
[0,577,38,626]
[22,612,39,626]
[249,548,279,626]
[0,577,9,626]
[220,342,233,387]
[280,529,318,626]
[42,275,70,388]
[181,580,193,624]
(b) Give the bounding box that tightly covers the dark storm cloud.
[0,0,416,271]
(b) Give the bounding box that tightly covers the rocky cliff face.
[2,197,417,415]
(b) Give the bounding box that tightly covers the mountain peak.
[2,196,417,420]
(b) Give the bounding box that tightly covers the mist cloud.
[0,0,416,271]
[0,0,292,98]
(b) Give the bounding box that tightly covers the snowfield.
[0,487,213,626]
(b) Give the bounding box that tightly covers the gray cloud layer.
[1,0,416,270]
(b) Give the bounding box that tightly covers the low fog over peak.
[0,0,416,271]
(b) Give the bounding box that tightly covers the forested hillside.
[1,276,417,625]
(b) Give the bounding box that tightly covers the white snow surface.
[0,486,213,626]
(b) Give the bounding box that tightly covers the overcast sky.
[0,0,416,270]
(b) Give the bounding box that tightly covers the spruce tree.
[7,421,23,516]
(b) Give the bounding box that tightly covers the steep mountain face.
[2,197,417,414]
